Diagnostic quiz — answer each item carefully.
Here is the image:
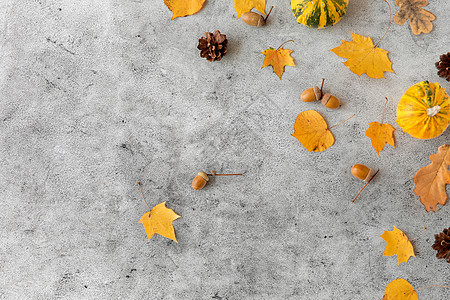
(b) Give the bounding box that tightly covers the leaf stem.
[416,285,450,291]
[374,0,392,48]
[381,97,389,124]
[277,40,294,50]
[264,6,274,21]
[352,170,379,203]
[138,181,151,211]
[329,114,356,129]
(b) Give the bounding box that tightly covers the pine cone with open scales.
[197,30,227,62]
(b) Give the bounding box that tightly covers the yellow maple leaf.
[383,278,418,300]
[413,144,450,212]
[234,0,266,18]
[380,226,415,265]
[365,122,396,156]
[164,0,205,20]
[330,32,394,79]
[292,110,335,152]
[261,46,295,80]
[138,202,181,243]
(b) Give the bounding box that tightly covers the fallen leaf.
[261,47,295,80]
[365,122,396,156]
[234,0,266,18]
[292,110,334,152]
[394,0,435,35]
[164,0,206,20]
[138,202,181,243]
[413,144,450,212]
[330,32,394,79]
[383,278,418,300]
[380,226,415,265]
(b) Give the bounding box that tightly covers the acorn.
[241,6,273,27]
[321,93,341,109]
[301,86,322,102]
[192,172,209,190]
[351,164,374,182]
[191,170,243,190]
[300,78,341,109]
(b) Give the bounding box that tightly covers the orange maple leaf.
[138,202,181,243]
[365,122,396,156]
[380,226,415,265]
[330,32,394,79]
[234,0,266,18]
[292,110,334,152]
[413,144,450,212]
[383,278,418,300]
[164,0,205,20]
[261,46,295,80]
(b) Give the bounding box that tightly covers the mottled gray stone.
[0,0,449,299]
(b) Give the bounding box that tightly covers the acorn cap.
[197,172,209,181]
[321,93,331,106]
[313,86,322,100]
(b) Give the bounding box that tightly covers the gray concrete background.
[0,0,449,299]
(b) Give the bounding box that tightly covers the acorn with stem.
[192,170,243,190]
[301,78,341,109]
[241,6,274,27]
[351,164,379,202]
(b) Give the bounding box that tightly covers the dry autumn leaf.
[261,42,295,80]
[331,32,394,79]
[234,0,266,18]
[413,144,450,212]
[139,202,181,243]
[365,99,396,156]
[164,0,205,20]
[380,226,415,265]
[394,0,435,35]
[366,122,396,156]
[292,110,334,152]
[383,278,418,300]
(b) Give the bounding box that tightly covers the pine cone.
[435,52,450,81]
[197,30,227,62]
[432,227,450,263]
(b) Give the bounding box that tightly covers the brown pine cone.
[197,30,227,62]
[435,52,450,81]
[432,227,450,263]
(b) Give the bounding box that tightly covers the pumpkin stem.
[427,105,441,117]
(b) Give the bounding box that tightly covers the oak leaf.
[413,144,450,212]
[292,110,334,152]
[164,0,205,20]
[234,0,266,18]
[380,226,415,265]
[383,278,418,300]
[365,122,396,156]
[138,202,181,243]
[261,47,295,80]
[394,0,435,35]
[330,32,394,79]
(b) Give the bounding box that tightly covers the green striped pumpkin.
[291,0,349,29]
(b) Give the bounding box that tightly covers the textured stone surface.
[1,0,449,299]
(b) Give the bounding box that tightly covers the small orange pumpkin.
[396,81,449,139]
